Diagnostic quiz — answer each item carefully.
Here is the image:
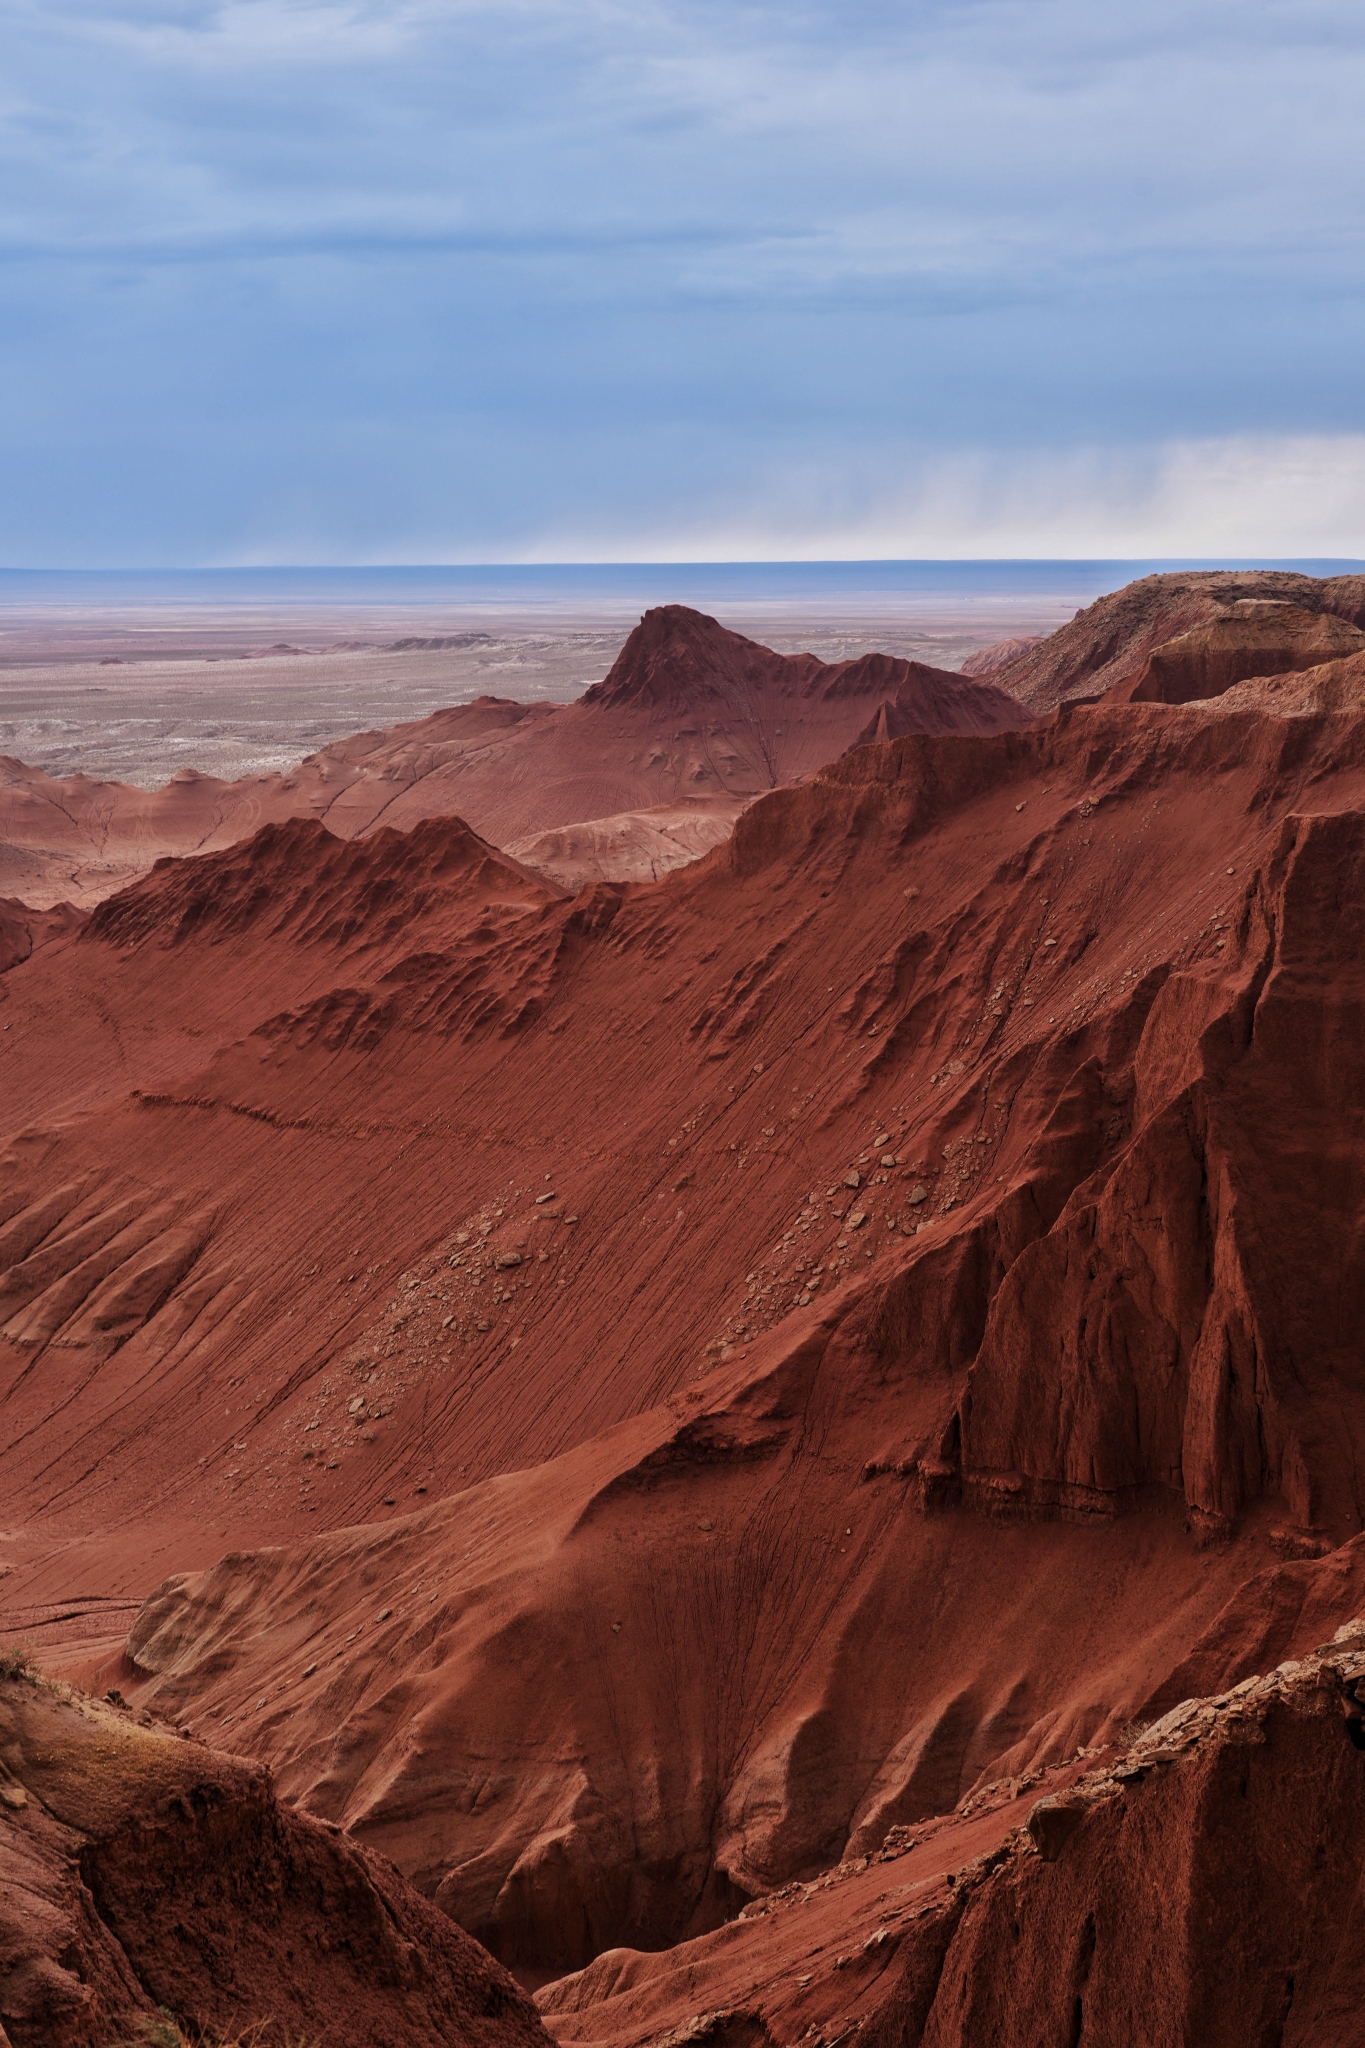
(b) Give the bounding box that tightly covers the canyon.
[3,576,1365,2044]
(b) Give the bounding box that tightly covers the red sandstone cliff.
[989,569,1365,709]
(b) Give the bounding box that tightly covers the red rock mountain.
[991,568,1365,709]
[3,581,1365,2042]
[847,657,1029,748]
[0,606,1028,909]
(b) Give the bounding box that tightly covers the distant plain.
[0,569,1097,788]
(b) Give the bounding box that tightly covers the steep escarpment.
[1106,599,1365,705]
[0,1669,550,2048]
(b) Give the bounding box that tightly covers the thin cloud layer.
[1,0,1362,560]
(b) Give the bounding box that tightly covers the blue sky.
[2,0,1364,564]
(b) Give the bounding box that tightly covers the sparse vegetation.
[0,1640,43,1684]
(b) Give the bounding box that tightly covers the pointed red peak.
[581,606,778,713]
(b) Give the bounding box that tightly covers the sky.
[2,0,1364,565]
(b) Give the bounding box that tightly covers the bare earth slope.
[537,1616,1365,2048]
[848,656,1030,748]
[0,1668,550,2048]
[4,589,1365,2038]
[958,633,1043,676]
[0,607,1029,908]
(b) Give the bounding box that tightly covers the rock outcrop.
[0,1668,550,2048]
[989,569,1365,709]
[537,1620,1365,2048]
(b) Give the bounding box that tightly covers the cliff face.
[989,570,1365,709]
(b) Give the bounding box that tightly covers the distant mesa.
[386,633,496,651]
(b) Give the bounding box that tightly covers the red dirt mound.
[958,634,1043,676]
[0,609,1028,910]
[989,569,1365,709]
[6,589,1365,2029]
[848,659,1032,748]
[0,1669,549,2048]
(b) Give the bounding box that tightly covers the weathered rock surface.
[1106,599,1365,706]
[958,634,1043,676]
[0,897,83,976]
[535,1628,1365,2048]
[0,1671,550,2048]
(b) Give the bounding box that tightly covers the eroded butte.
[0,604,1028,909]
[3,572,1365,2046]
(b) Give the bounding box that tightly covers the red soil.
[3,580,1365,2040]
[0,1671,550,2048]
[0,607,1028,909]
[533,1624,1365,2048]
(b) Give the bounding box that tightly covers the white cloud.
[1,0,1363,561]
[508,436,1365,562]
